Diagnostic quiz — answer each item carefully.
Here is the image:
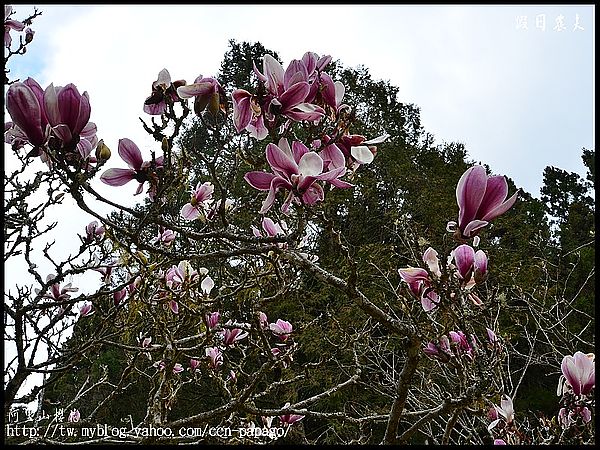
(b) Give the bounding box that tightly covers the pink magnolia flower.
[398,267,440,312]
[252,217,287,238]
[449,165,519,240]
[205,346,223,370]
[113,288,127,306]
[222,326,249,346]
[451,244,488,286]
[82,220,105,244]
[153,226,176,246]
[422,336,452,363]
[558,406,592,429]
[44,83,92,147]
[4,6,25,49]
[245,138,351,214]
[493,439,506,445]
[255,53,325,122]
[279,403,304,426]
[559,351,595,396]
[172,363,184,374]
[6,78,50,148]
[100,138,164,197]
[168,300,179,315]
[258,312,268,329]
[143,68,185,115]
[165,260,199,290]
[35,274,78,302]
[486,328,499,345]
[488,395,514,431]
[177,75,224,116]
[269,319,293,342]
[206,311,220,330]
[190,358,201,372]
[422,247,442,278]
[180,181,214,221]
[79,302,94,317]
[449,330,475,359]
[67,409,80,423]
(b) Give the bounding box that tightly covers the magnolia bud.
[95,140,111,160]
[25,28,35,44]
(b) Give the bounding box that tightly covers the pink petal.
[456,165,487,231]
[278,82,310,110]
[118,138,143,170]
[100,168,136,186]
[463,220,489,238]
[244,171,277,191]
[453,244,475,280]
[320,144,346,170]
[481,191,519,222]
[232,89,253,133]
[350,145,374,164]
[260,177,292,214]
[266,143,299,178]
[284,103,325,122]
[263,54,284,95]
[180,203,200,220]
[176,81,214,99]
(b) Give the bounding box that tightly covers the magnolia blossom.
[269,319,293,342]
[448,330,475,360]
[180,181,214,221]
[100,138,164,197]
[113,288,127,306]
[67,409,80,423]
[558,351,595,397]
[448,165,518,240]
[488,395,514,431]
[451,244,488,287]
[422,336,451,363]
[245,139,351,214]
[398,267,439,312]
[206,311,220,329]
[222,326,249,346]
[143,68,185,115]
[558,406,592,429]
[38,276,78,302]
[153,226,176,246]
[82,220,105,244]
[189,358,200,372]
[44,83,92,147]
[205,346,223,370]
[165,260,199,290]
[140,336,152,348]
[279,403,304,426]
[258,312,268,329]
[177,75,224,116]
[79,302,94,317]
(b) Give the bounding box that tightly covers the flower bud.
[25,27,35,44]
[161,136,169,153]
[95,139,111,160]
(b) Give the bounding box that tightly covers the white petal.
[350,145,374,164]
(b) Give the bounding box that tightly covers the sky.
[2,3,595,407]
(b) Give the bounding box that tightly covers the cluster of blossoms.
[143,68,225,117]
[161,260,214,314]
[422,328,499,363]
[232,52,336,140]
[487,395,516,445]
[556,351,595,429]
[398,243,489,312]
[5,77,97,167]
